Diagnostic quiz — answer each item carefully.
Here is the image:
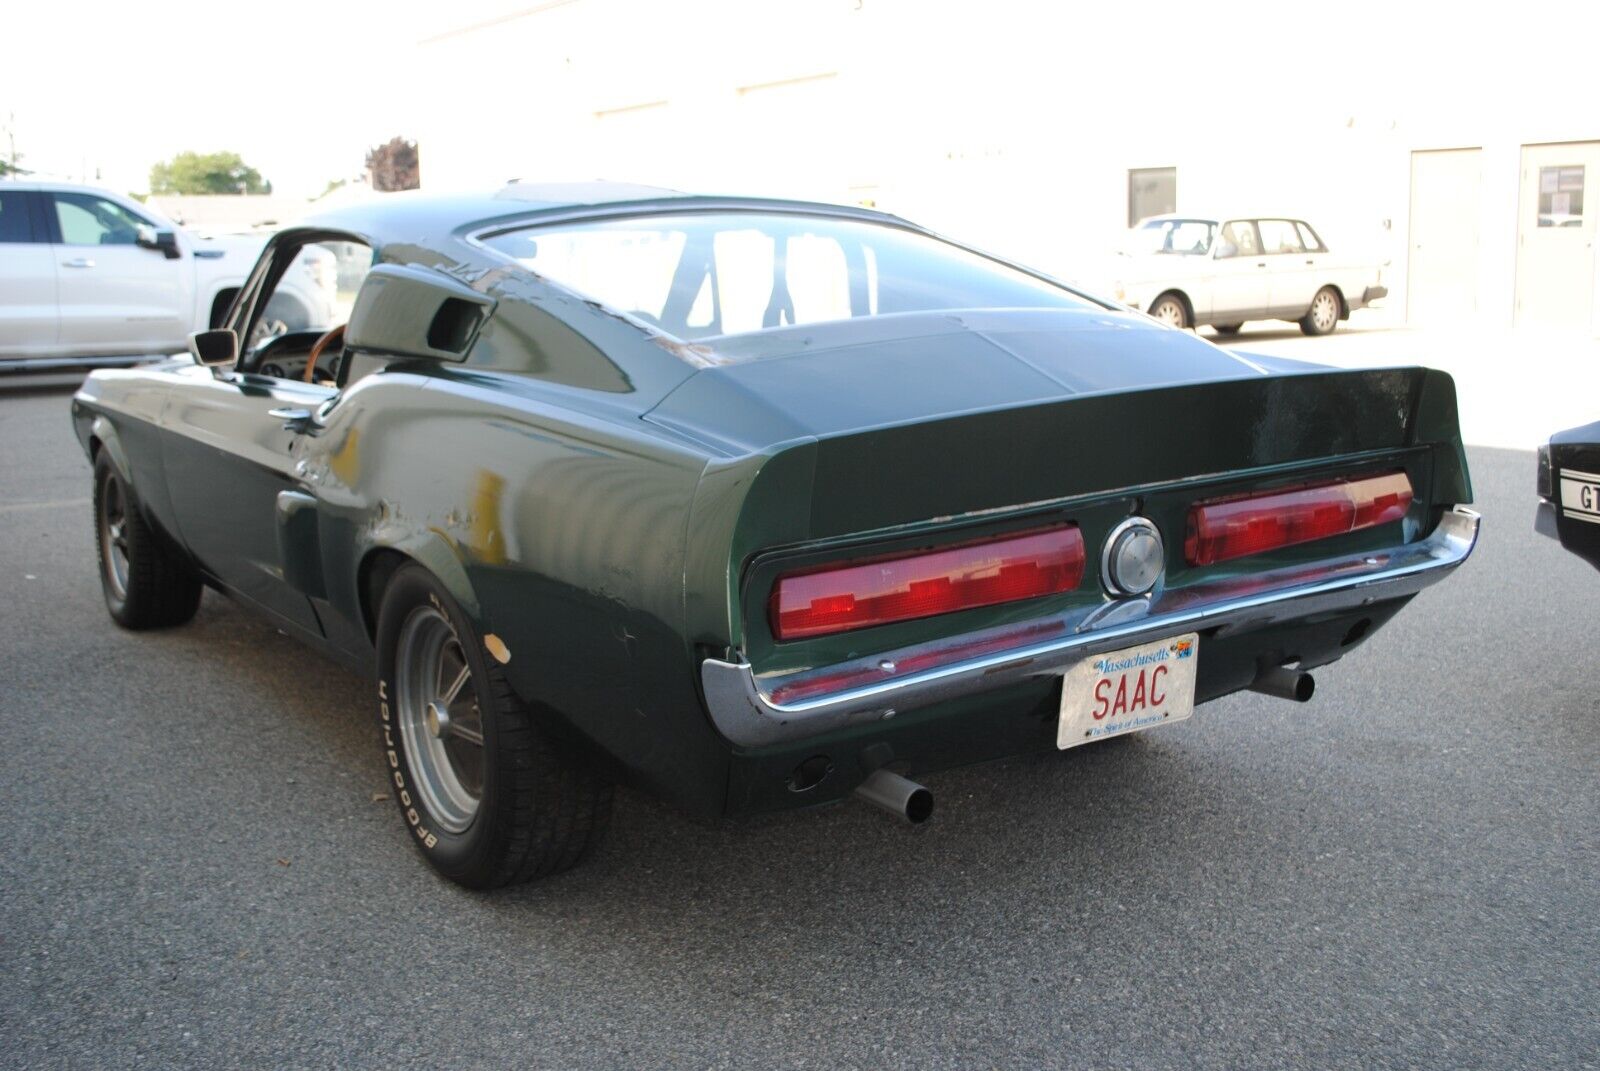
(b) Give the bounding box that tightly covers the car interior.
[1216,220,1260,258]
[483,212,1096,343]
[54,193,150,246]
[237,238,372,386]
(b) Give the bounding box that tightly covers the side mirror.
[188,328,238,367]
[1213,240,1238,260]
[137,225,181,260]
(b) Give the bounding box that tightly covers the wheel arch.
[87,415,132,483]
[1149,289,1194,326]
[356,537,483,644]
[1316,283,1349,320]
[260,287,312,329]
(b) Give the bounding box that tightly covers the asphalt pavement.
[1,378,1596,1070]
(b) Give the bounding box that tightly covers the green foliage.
[149,151,271,195]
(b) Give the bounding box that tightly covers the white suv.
[1108,215,1388,337]
[0,180,335,369]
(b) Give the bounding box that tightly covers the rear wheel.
[1149,293,1189,329]
[93,453,202,629]
[1299,287,1341,336]
[375,564,612,888]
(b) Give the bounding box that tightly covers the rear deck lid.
[643,308,1282,452]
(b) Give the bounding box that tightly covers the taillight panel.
[769,525,1086,641]
[1184,471,1413,567]
[742,458,1429,674]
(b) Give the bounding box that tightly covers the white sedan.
[1108,215,1387,336]
[0,180,336,369]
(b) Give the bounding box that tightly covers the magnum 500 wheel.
[92,452,202,629]
[375,564,612,888]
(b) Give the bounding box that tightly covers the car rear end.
[672,364,1476,816]
[1536,420,1600,570]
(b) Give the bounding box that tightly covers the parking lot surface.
[1,379,1596,1070]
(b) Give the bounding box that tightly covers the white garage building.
[414,0,1600,333]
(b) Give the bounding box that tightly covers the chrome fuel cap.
[1102,517,1165,596]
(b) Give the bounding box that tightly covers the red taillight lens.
[770,526,1086,641]
[1184,471,1413,567]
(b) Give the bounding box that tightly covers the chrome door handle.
[268,406,313,431]
[1256,261,1267,267]
[1305,258,1315,265]
[62,257,95,268]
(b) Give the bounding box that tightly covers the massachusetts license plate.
[1057,633,1199,749]
[1559,468,1600,526]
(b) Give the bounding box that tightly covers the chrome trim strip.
[701,508,1479,748]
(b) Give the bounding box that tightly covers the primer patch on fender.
[484,633,511,664]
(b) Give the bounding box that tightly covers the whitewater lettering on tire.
[378,678,438,849]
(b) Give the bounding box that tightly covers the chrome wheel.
[98,473,130,601]
[395,606,485,834]
[1151,296,1186,328]
[1310,289,1338,333]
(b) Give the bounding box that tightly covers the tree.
[0,112,23,176]
[365,137,420,192]
[149,151,271,195]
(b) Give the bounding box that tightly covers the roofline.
[464,194,919,239]
[294,191,919,248]
[1135,213,1315,225]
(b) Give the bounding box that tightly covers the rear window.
[481,212,1095,341]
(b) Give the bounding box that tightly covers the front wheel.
[375,564,612,888]
[1148,293,1189,329]
[1299,287,1341,336]
[93,453,202,629]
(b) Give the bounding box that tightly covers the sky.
[2,0,443,198]
[6,0,1598,207]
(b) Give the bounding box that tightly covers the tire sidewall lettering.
[381,676,440,851]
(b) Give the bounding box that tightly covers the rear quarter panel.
[302,367,732,814]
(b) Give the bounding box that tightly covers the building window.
[1128,167,1177,227]
[1538,166,1584,227]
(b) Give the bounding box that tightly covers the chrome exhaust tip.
[1251,665,1315,703]
[854,768,934,824]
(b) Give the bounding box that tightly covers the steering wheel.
[303,323,347,383]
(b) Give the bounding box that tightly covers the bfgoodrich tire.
[375,564,612,888]
[93,452,202,629]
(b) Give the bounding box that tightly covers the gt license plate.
[1559,469,1600,525]
[1057,633,1199,749]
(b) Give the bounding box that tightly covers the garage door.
[1407,148,1481,324]
[1515,141,1600,330]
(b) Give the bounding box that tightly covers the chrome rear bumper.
[701,508,1479,748]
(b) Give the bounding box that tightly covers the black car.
[1537,420,1600,570]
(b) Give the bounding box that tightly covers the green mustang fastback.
[72,183,1479,887]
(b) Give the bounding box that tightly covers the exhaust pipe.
[854,769,934,824]
[1251,665,1315,703]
